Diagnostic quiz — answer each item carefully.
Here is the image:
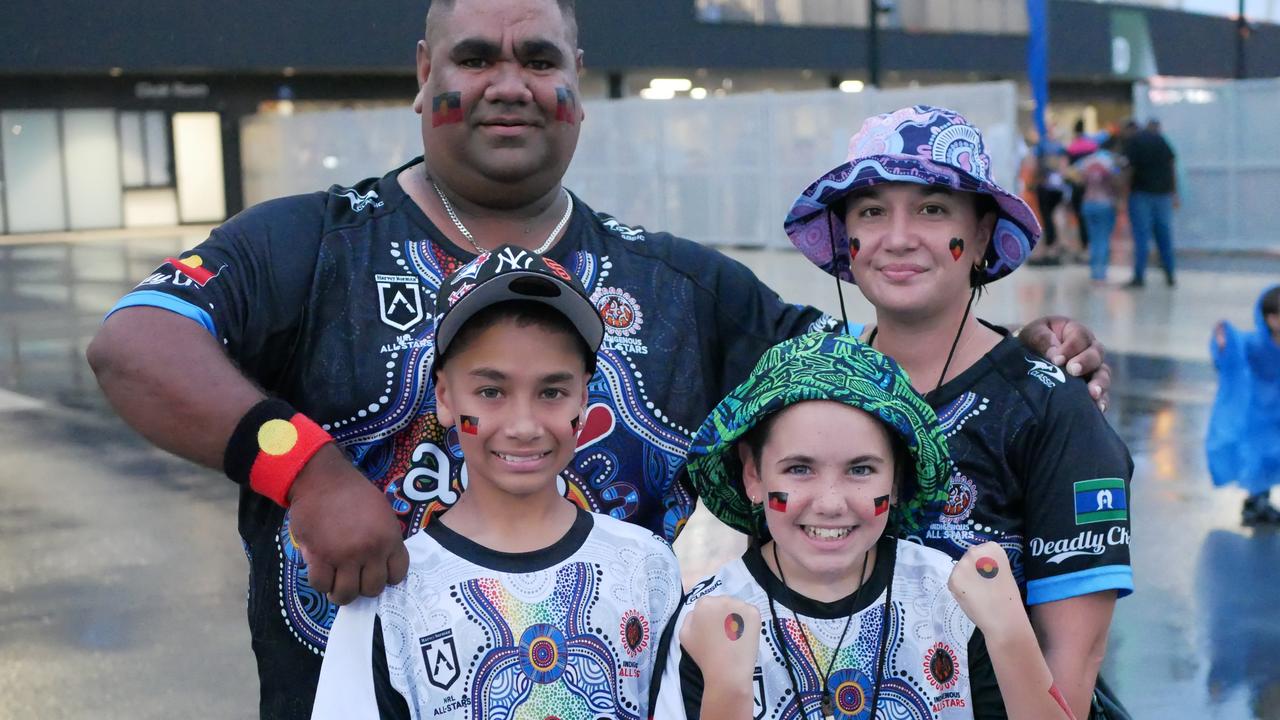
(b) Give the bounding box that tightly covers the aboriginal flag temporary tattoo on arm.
[555,87,577,124]
[432,92,464,127]
[724,613,745,641]
[975,556,999,579]
[460,415,479,435]
[873,495,890,516]
[767,492,788,512]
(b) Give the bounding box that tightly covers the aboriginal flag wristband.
[224,398,333,508]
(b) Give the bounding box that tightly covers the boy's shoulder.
[586,511,675,559]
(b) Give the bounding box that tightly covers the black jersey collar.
[424,505,594,573]
[380,157,588,264]
[742,534,897,620]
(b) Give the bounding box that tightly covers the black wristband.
[224,398,297,486]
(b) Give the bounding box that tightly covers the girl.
[783,106,1134,719]
[650,332,1076,720]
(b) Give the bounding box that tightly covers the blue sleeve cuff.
[105,290,219,339]
[1026,565,1133,606]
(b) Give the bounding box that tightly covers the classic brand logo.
[1025,356,1066,387]
[333,187,384,212]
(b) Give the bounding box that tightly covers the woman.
[783,106,1134,720]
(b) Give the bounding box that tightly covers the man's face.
[417,0,583,200]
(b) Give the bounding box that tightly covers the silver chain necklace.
[431,179,573,255]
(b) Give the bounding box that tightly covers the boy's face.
[1266,311,1280,340]
[742,401,897,583]
[435,318,588,499]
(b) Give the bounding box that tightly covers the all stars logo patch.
[420,629,460,690]
[376,274,424,331]
[591,286,648,355]
[923,642,959,691]
[619,609,650,657]
[942,472,977,523]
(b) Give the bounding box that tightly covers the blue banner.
[1027,0,1049,145]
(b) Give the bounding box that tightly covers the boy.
[311,245,682,718]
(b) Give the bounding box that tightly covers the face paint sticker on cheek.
[570,415,581,433]
[554,87,577,125]
[724,613,745,641]
[460,415,479,435]
[873,494,890,516]
[767,492,788,512]
[850,237,861,262]
[431,92,464,127]
[949,237,965,261]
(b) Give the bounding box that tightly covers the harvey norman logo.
[1030,526,1131,564]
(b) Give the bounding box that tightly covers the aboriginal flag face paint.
[975,556,999,579]
[166,255,219,286]
[724,613,745,640]
[767,492,788,512]
[873,495,890,516]
[850,237,861,262]
[460,415,479,435]
[555,87,577,124]
[570,415,581,432]
[949,237,965,261]
[432,92,464,127]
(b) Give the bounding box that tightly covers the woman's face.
[842,183,995,321]
[741,401,898,585]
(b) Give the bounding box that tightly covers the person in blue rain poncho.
[1207,285,1280,525]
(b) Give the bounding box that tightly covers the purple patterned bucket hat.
[784,105,1041,285]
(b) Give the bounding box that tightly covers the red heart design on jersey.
[575,403,616,451]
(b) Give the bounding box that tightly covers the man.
[86,1,1110,717]
[1124,118,1179,287]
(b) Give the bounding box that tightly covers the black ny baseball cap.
[433,245,605,360]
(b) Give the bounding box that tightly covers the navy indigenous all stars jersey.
[106,157,832,719]
[310,508,682,719]
[907,325,1134,607]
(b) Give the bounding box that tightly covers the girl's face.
[842,183,995,321]
[741,401,898,584]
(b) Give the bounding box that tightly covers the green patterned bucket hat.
[686,332,952,538]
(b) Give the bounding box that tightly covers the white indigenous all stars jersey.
[312,508,681,720]
[652,537,998,720]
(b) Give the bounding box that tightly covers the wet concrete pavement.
[2,231,1278,718]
